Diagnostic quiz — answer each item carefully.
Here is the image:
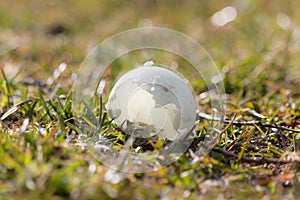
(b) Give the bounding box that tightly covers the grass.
[1,0,300,199]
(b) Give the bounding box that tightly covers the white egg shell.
[106,66,197,141]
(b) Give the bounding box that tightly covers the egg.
[106,64,197,141]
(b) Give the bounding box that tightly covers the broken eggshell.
[106,65,198,141]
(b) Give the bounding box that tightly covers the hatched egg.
[106,65,197,141]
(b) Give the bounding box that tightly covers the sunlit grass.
[1,0,300,199]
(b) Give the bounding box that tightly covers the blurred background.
[0,0,299,95]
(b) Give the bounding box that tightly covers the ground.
[0,1,300,199]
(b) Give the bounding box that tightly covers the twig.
[206,113,236,147]
[198,112,300,133]
[196,114,236,156]
[212,147,300,164]
[275,124,287,152]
